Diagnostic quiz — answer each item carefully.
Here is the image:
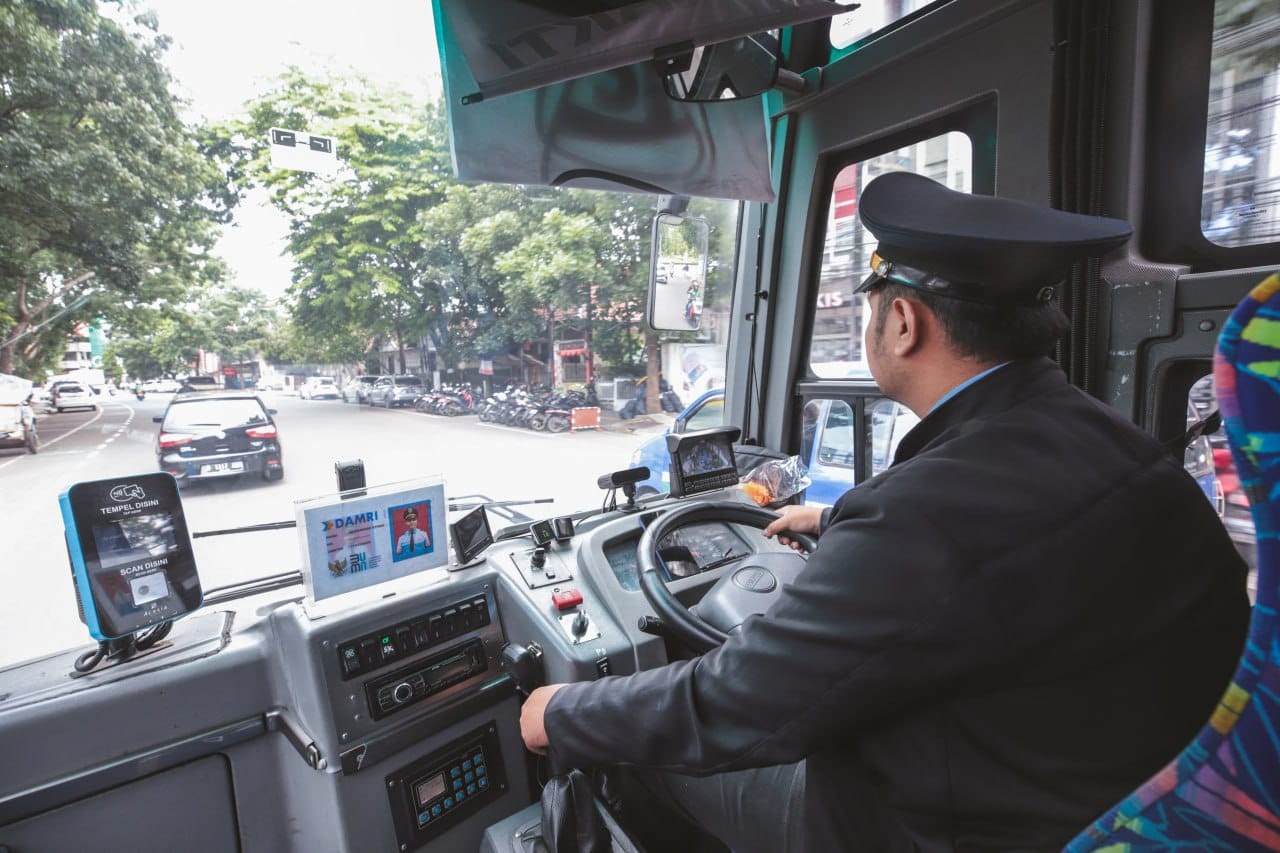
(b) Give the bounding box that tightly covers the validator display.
[59,473,203,640]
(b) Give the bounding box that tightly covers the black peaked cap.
[856,172,1133,305]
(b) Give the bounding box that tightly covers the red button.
[552,589,583,611]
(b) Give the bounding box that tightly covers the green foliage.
[218,69,662,382]
[0,0,229,375]
[1214,0,1280,74]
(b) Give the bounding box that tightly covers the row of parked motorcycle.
[391,383,601,434]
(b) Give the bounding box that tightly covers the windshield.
[163,399,270,429]
[0,2,739,667]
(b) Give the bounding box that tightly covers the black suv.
[154,391,283,482]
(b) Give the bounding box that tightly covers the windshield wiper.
[699,548,748,572]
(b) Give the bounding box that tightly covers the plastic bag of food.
[739,454,811,507]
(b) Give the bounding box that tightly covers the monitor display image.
[450,505,493,565]
[666,426,741,497]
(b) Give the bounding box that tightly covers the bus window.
[1191,374,1258,585]
[1201,1,1280,247]
[809,131,973,378]
[868,398,921,477]
[829,0,940,51]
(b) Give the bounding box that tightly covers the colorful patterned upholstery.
[1066,272,1280,851]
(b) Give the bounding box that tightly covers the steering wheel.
[638,501,818,653]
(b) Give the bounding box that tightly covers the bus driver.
[520,173,1250,852]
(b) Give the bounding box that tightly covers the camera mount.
[597,466,650,512]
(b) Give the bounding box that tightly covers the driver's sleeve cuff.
[820,506,834,532]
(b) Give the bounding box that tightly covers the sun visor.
[438,0,843,101]
[437,11,778,201]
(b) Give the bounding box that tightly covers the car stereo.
[59,473,202,640]
[666,426,742,498]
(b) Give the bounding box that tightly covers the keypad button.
[462,759,472,770]
[431,805,443,817]
[478,778,488,790]
[465,771,475,784]
[456,790,466,802]
[418,812,430,826]
[450,767,461,778]
[453,779,463,791]
[443,797,454,809]
[467,783,477,795]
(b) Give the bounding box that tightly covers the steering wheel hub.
[731,567,777,592]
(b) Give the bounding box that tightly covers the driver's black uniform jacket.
[543,357,1250,852]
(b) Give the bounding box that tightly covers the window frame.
[1143,0,1280,270]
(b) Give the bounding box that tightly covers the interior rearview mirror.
[658,33,782,102]
[648,212,710,332]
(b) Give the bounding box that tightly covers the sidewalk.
[597,405,676,435]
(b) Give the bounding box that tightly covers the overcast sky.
[141,1,444,300]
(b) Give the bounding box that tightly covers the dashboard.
[0,489,789,852]
[604,520,755,589]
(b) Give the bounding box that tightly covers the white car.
[52,382,96,413]
[300,376,340,400]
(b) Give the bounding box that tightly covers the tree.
[0,0,229,375]
[217,71,452,366]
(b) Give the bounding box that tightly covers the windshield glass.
[163,399,270,429]
[0,1,739,667]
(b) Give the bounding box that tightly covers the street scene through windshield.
[0,1,736,667]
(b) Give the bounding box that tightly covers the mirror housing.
[648,211,710,332]
[658,32,803,102]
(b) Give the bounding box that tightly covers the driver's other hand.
[521,683,568,755]
[762,505,823,552]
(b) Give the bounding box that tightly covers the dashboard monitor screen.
[450,505,493,565]
[665,426,742,498]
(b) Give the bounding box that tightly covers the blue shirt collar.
[929,362,1012,413]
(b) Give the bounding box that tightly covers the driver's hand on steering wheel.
[762,505,824,552]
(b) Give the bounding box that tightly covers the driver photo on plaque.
[391,503,433,561]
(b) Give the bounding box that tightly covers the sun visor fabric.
[855,172,1133,304]
[439,0,843,101]
[436,7,776,201]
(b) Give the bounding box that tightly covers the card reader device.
[60,473,202,641]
